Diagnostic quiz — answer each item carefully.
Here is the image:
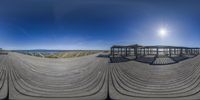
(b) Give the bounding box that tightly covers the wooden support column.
[185,49,187,55]
[156,47,159,57]
[193,49,194,55]
[121,48,123,56]
[127,48,129,56]
[150,48,152,55]
[113,48,115,57]
[117,48,119,56]
[195,49,197,55]
[191,49,193,55]
[188,49,191,55]
[110,48,112,57]
[164,48,166,55]
[197,49,198,54]
[195,49,196,55]
[168,48,170,56]
[198,49,200,55]
[180,48,183,56]
[199,49,200,54]
[163,48,165,55]
[134,47,138,59]
[169,48,172,57]
[196,49,198,55]
[175,48,177,55]
[174,48,175,55]
[166,48,168,55]
[125,48,127,56]
[188,49,192,55]
[193,49,195,55]
[192,49,194,55]
[111,48,113,57]
[188,49,190,55]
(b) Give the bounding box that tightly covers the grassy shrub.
[46,51,100,58]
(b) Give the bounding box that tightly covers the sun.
[158,28,167,38]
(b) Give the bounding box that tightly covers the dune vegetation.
[46,51,101,58]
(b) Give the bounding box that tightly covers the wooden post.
[150,48,152,55]
[110,48,112,57]
[117,48,119,56]
[125,48,127,56]
[194,49,197,55]
[135,47,138,59]
[121,48,122,56]
[111,48,113,57]
[180,48,183,56]
[156,47,159,57]
[198,49,200,55]
[175,48,177,55]
[113,48,115,57]
[191,49,193,55]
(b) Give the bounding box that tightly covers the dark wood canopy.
[111,44,200,58]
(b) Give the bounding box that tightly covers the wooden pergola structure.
[110,44,200,58]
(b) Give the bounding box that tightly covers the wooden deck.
[0,52,200,99]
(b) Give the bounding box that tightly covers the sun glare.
[158,28,167,38]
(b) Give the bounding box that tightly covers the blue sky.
[0,0,200,50]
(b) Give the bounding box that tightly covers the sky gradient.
[0,0,200,50]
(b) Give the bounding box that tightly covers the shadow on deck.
[109,54,198,65]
